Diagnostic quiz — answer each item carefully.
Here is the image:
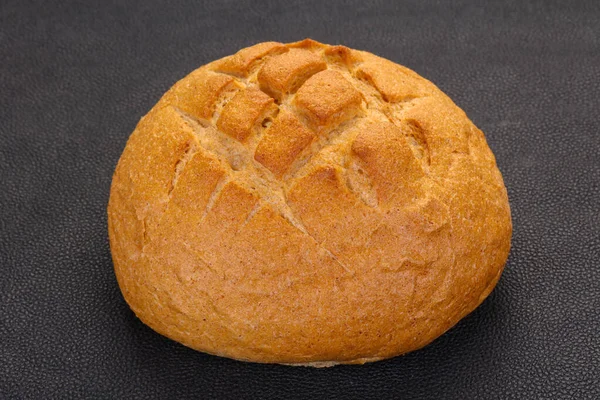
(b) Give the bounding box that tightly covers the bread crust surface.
[108,39,512,365]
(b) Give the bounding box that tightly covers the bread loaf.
[107,39,512,366]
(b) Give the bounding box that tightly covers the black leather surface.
[1,0,599,398]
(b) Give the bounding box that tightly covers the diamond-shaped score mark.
[216,88,278,143]
[293,69,362,129]
[254,109,315,178]
[257,48,326,101]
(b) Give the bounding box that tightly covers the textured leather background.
[1,0,599,398]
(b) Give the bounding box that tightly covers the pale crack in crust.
[283,113,363,182]
[168,140,198,197]
[200,176,230,223]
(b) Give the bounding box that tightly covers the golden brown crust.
[108,39,512,366]
[214,41,289,77]
[156,69,239,121]
[293,69,363,128]
[258,48,326,101]
[254,109,315,177]
[216,87,277,142]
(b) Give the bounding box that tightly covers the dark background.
[1,0,599,398]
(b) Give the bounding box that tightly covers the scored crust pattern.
[108,39,512,365]
[156,40,445,233]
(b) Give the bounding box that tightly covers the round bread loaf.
[108,39,512,366]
